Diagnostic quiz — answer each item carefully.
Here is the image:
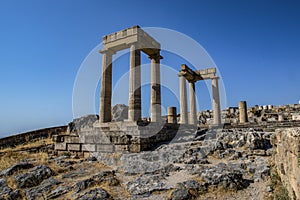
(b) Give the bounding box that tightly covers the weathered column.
[189,81,197,125]
[167,107,177,124]
[128,44,141,121]
[99,50,113,123]
[278,114,284,122]
[150,53,162,122]
[179,75,188,124]
[212,77,221,126]
[239,101,248,123]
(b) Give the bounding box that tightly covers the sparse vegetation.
[0,151,49,171]
[0,138,53,171]
[270,168,290,200]
[0,137,53,154]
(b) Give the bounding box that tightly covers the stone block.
[82,135,111,144]
[115,145,129,152]
[82,144,96,152]
[67,144,81,151]
[111,135,131,144]
[97,144,114,152]
[64,136,80,143]
[55,143,67,151]
[129,144,141,153]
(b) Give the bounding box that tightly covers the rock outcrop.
[0,128,276,199]
[112,104,128,121]
[271,127,300,199]
[67,115,99,134]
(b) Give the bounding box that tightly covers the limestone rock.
[0,178,12,195]
[169,188,192,200]
[68,114,99,134]
[15,165,54,188]
[271,128,300,199]
[200,164,246,191]
[112,104,128,122]
[74,170,118,193]
[25,177,61,200]
[127,174,169,196]
[0,163,34,177]
[47,186,70,199]
[75,188,111,200]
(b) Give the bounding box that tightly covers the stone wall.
[0,126,67,149]
[271,128,300,199]
[54,122,182,154]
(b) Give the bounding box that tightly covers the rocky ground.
[0,128,278,200]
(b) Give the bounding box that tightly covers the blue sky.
[0,0,299,137]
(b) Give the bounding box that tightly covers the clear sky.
[0,0,299,137]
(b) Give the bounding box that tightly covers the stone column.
[150,53,162,122]
[167,107,177,124]
[179,75,188,124]
[128,44,141,122]
[212,77,221,126]
[189,81,197,125]
[278,114,284,122]
[239,101,248,123]
[99,50,113,123]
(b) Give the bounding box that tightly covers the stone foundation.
[53,121,190,154]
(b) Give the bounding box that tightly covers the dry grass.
[0,137,53,153]
[6,176,18,190]
[0,138,54,171]
[0,151,49,171]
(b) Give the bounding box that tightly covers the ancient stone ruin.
[53,25,300,160]
[1,25,300,200]
[178,64,221,126]
[53,26,203,155]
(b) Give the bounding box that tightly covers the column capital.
[130,42,143,50]
[187,80,197,84]
[99,49,115,55]
[178,72,185,77]
[148,53,163,60]
[212,76,220,80]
